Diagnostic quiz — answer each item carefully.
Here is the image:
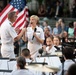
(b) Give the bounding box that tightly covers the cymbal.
[25,64,60,72]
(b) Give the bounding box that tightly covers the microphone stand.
[61,26,65,75]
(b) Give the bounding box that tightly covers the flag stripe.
[0,0,29,29]
[1,7,15,25]
[13,9,25,27]
[0,4,11,16]
[16,8,26,28]
[13,7,28,29]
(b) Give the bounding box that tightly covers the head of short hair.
[30,15,39,24]
[8,11,16,19]
[67,64,76,75]
[17,56,26,69]
[21,48,30,57]
[63,46,74,59]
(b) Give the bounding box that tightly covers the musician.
[13,48,33,71]
[22,15,45,59]
[57,46,75,75]
[43,36,57,55]
[53,36,62,51]
[11,56,34,75]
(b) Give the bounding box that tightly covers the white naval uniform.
[46,46,57,55]
[11,69,34,75]
[26,26,45,58]
[0,19,17,58]
[57,59,75,75]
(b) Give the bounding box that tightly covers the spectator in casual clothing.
[38,4,46,17]
[72,3,76,18]
[68,22,74,38]
[43,27,51,45]
[74,22,76,38]
[58,18,68,38]
[43,20,52,34]
[53,21,59,36]
[54,1,63,18]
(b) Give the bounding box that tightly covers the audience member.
[54,0,63,18]
[68,22,74,38]
[72,3,76,18]
[43,27,51,45]
[74,22,76,38]
[38,4,46,17]
[53,21,59,36]
[43,20,52,34]
[58,18,68,38]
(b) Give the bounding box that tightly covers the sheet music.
[0,59,9,70]
[48,56,61,68]
[36,57,49,64]
[2,73,11,75]
[0,72,3,75]
[7,61,16,70]
[0,72,11,75]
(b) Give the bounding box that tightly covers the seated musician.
[57,46,75,75]
[43,36,57,55]
[53,36,62,51]
[13,48,33,71]
[11,56,34,75]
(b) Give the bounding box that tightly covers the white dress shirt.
[11,69,34,75]
[46,46,57,55]
[57,59,75,75]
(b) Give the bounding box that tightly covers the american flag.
[0,0,29,29]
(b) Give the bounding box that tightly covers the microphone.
[38,48,43,56]
[32,28,37,40]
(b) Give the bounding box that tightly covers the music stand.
[7,59,16,70]
[0,58,12,75]
[0,58,9,70]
